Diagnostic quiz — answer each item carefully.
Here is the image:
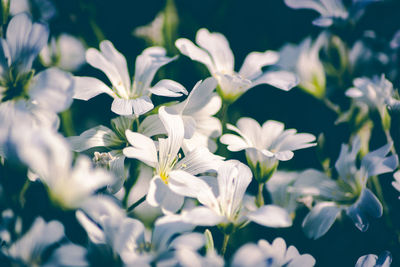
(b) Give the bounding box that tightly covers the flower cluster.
[0,0,399,266]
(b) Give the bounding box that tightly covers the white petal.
[246,205,292,228]
[175,38,214,73]
[254,70,298,91]
[239,50,279,79]
[196,28,234,73]
[147,177,184,214]
[345,87,364,98]
[75,211,105,244]
[236,117,262,146]
[132,96,154,115]
[302,202,341,239]
[111,98,133,115]
[175,147,222,175]
[86,47,126,96]
[139,114,166,137]
[68,125,122,152]
[168,170,214,198]
[73,76,114,101]
[29,68,74,113]
[181,206,224,226]
[133,46,176,95]
[220,134,249,151]
[123,130,157,167]
[149,79,187,97]
[99,40,131,90]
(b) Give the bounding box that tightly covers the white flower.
[355,251,392,267]
[123,106,222,213]
[294,137,398,239]
[220,118,316,183]
[175,28,298,102]
[4,217,87,266]
[74,41,187,116]
[174,160,292,230]
[76,198,210,267]
[142,77,222,153]
[69,116,136,193]
[346,75,398,118]
[232,237,315,267]
[9,126,113,209]
[10,0,56,21]
[278,34,327,99]
[284,0,348,27]
[133,11,165,46]
[0,13,73,129]
[40,33,86,72]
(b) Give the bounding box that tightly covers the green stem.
[384,129,397,156]
[60,110,75,137]
[19,179,30,208]
[220,233,230,256]
[256,183,264,207]
[218,102,230,131]
[323,98,341,115]
[127,195,146,213]
[371,176,388,215]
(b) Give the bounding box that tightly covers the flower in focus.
[74,40,187,116]
[144,77,222,153]
[231,237,315,267]
[175,160,292,231]
[295,137,398,239]
[123,106,222,213]
[175,28,298,103]
[220,117,316,183]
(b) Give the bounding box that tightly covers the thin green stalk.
[127,195,146,213]
[19,179,30,208]
[384,129,397,155]
[323,98,341,115]
[256,183,264,207]
[60,110,75,137]
[220,233,230,256]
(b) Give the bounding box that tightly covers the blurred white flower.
[278,34,327,99]
[0,13,73,129]
[40,33,86,72]
[77,197,213,267]
[4,217,87,266]
[74,41,187,116]
[232,237,315,267]
[10,0,56,21]
[176,28,298,102]
[123,106,222,213]
[133,12,165,46]
[355,251,391,267]
[284,0,348,27]
[346,75,399,121]
[295,137,398,239]
[175,160,292,230]
[220,117,316,183]
[10,126,113,209]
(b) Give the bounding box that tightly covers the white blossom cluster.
[0,0,398,266]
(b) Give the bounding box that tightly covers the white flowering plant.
[0,1,399,266]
